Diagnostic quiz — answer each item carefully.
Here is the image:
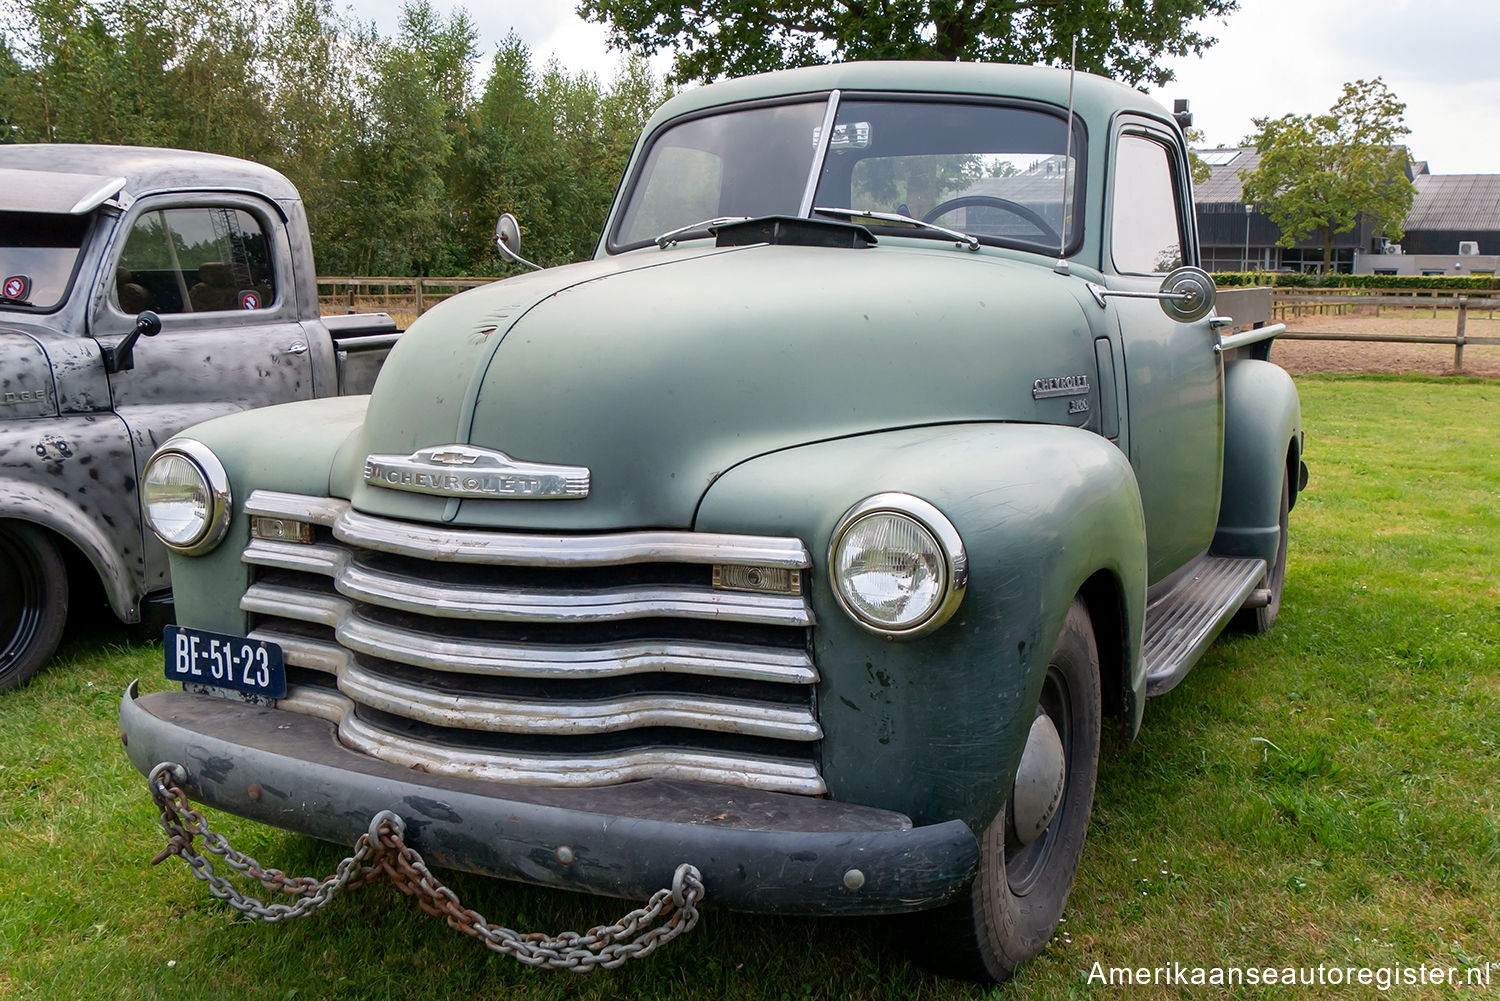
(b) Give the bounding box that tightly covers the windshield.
[0,212,91,312]
[611,96,1083,255]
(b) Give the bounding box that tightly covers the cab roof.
[643,61,1172,135]
[0,145,300,214]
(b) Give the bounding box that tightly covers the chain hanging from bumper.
[146,762,705,971]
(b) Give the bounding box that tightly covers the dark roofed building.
[1191,147,1500,275]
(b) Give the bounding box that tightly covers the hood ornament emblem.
[364,445,589,500]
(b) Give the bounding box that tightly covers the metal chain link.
[146,762,705,970]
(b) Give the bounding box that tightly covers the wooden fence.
[317,278,1498,372]
[1272,289,1500,371]
[317,276,499,318]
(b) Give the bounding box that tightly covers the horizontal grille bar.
[244,541,812,626]
[245,490,812,568]
[278,685,826,795]
[244,580,816,685]
[251,625,820,741]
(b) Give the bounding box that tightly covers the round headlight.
[828,493,967,637]
[142,440,231,555]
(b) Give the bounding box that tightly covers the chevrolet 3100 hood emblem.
[364,445,590,500]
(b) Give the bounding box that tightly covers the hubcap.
[1011,714,1066,846]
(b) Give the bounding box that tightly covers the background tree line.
[0,0,667,276]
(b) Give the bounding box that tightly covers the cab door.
[88,193,317,591]
[1104,124,1223,582]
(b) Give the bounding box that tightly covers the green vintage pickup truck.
[120,61,1306,982]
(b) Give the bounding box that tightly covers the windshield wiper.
[655,216,752,249]
[812,207,980,252]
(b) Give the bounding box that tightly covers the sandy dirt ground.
[1273,310,1500,377]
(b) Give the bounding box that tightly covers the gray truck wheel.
[0,522,69,693]
[1232,476,1289,634]
[909,598,1101,983]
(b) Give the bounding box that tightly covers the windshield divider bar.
[798,90,841,218]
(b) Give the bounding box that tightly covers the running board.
[1143,555,1266,697]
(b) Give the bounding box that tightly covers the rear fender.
[695,423,1146,831]
[1215,360,1302,565]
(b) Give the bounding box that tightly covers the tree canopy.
[0,0,667,276]
[578,0,1238,87]
[1239,78,1415,272]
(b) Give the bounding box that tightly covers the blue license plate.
[164,626,286,698]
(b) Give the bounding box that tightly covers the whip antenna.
[1055,35,1077,276]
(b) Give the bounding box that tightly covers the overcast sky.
[358,0,1500,174]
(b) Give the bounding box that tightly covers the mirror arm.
[103,310,161,374]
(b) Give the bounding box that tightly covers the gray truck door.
[1104,126,1225,583]
[91,195,317,591]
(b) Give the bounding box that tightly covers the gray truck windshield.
[612,97,1083,255]
[0,212,90,312]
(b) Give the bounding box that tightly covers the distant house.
[1192,149,1500,275]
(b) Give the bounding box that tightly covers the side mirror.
[103,310,161,374]
[1084,266,1217,323]
[494,213,541,271]
[1157,266,1216,323]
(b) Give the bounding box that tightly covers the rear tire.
[908,599,1102,983]
[0,522,69,693]
[1232,475,1289,634]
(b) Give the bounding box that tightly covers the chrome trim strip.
[1218,322,1287,353]
[245,587,816,683]
[245,490,348,526]
[243,539,350,577]
[336,562,814,626]
[335,615,817,683]
[333,507,811,568]
[276,686,827,795]
[799,89,841,217]
[241,582,352,627]
[252,627,820,740]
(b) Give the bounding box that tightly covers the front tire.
[0,522,69,693]
[910,598,1102,983]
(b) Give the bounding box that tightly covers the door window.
[1111,135,1185,275]
[116,207,275,314]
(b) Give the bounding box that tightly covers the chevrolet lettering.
[122,62,1306,986]
[362,445,590,499]
[1032,374,1091,399]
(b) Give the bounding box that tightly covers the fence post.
[415,280,425,317]
[346,282,355,314]
[1454,298,1467,371]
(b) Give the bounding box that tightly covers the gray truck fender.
[694,422,1146,831]
[1214,359,1303,566]
[0,478,141,622]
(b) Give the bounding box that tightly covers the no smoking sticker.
[239,290,261,310]
[3,275,30,300]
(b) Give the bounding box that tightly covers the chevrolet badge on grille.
[363,445,590,499]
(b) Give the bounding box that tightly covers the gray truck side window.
[116,207,276,315]
[1111,134,1185,275]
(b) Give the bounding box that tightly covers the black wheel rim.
[1004,665,1072,896]
[0,532,47,676]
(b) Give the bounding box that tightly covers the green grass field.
[2,376,1496,1000]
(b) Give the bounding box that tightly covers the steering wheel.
[922,195,1061,246]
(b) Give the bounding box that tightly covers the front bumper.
[120,684,979,915]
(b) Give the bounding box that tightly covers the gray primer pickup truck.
[0,146,399,690]
[121,64,1308,983]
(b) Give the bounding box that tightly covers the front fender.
[1215,360,1302,565]
[694,423,1146,832]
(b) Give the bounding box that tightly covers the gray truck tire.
[908,598,1102,983]
[0,522,69,693]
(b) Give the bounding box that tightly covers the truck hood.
[340,243,1097,530]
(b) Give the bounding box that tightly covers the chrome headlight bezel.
[827,492,968,639]
[142,439,232,556]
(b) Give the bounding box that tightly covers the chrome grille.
[240,490,823,794]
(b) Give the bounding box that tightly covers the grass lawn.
[1,375,1496,1000]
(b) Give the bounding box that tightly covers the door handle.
[282,341,308,355]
